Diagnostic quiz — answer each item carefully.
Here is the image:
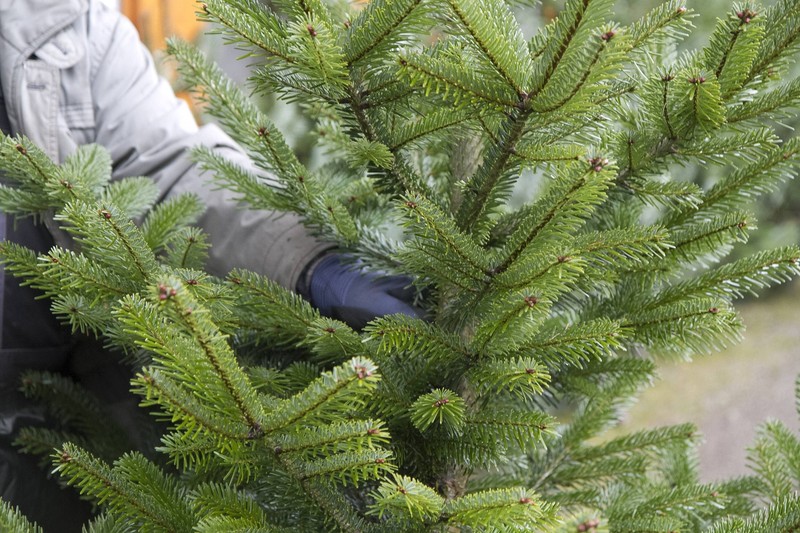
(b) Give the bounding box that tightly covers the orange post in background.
[121,0,206,110]
[121,0,204,51]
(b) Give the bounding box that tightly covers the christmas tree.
[2,0,800,530]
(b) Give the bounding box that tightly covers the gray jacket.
[0,0,329,290]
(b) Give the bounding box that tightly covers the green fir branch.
[157,433,228,475]
[264,357,380,433]
[549,454,649,488]
[532,23,628,114]
[116,290,265,436]
[466,409,555,449]
[162,227,210,269]
[367,474,444,522]
[442,487,559,531]
[490,245,584,298]
[529,374,655,500]
[745,0,800,84]
[286,15,350,97]
[389,108,473,151]
[57,201,160,283]
[190,146,290,211]
[747,419,800,500]
[512,142,585,168]
[399,195,492,289]
[140,193,207,253]
[574,423,696,462]
[200,0,294,64]
[704,5,765,99]
[227,268,321,344]
[607,483,731,531]
[560,372,652,449]
[688,136,800,221]
[297,449,396,485]
[728,76,800,124]
[14,427,94,467]
[709,494,800,533]
[80,513,133,533]
[364,314,472,365]
[0,500,42,533]
[191,482,270,527]
[649,246,800,305]
[167,39,304,179]
[672,127,776,165]
[0,136,74,208]
[623,177,703,211]
[0,185,53,216]
[443,0,533,95]
[159,281,266,433]
[0,241,59,296]
[493,160,615,275]
[100,177,159,220]
[684,73,726,133]
[344,0,428,66]
[194,516,279,532]
[114,453,196,530]
[16,371,130,455]
[53,444,194,533]
[796,374,800,419]
[573,225,671,269]
[470,288,557,355]
[626,0,691,53]
[623,298,743,356]
[469,357,551,401]
[455,107,531,237]
[274,420,390,458]
[274,0,332,23]
[40,247,138,297]
[519,318,627,368]
[398,47,519,109]
[314,119,395,169]
[528,0,615,102]
[135,368,253,441]
[302,316,363,364]
[665,211,752,264]
[50,294,116,336]
[556,358,657,398]
[287,480,378,533]
[410,388,466,434]
[59,143,113,197]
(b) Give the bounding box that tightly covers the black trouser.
[0,339,155,532]
[0,215,96,530]
[0,346,93,532]
[1,211,160,530]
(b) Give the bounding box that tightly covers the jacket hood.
[0,0,87,54]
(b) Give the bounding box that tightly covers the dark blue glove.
[304,254,424,329]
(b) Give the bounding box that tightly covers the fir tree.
[2,0,800,531]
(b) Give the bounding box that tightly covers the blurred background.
[119,0,800,483]
[106,0,204,48]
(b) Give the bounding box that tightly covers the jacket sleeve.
[87,6,331,289]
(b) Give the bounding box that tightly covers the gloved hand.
[303,254,424,329]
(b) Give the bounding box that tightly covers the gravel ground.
[618,279,800,483]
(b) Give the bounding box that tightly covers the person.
[0,0,420,529]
